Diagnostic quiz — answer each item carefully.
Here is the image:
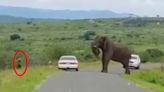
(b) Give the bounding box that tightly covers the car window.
[60,57,76,60]
[131,56,137,59]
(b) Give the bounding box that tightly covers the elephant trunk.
[91,46,100,58]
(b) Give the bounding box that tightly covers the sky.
[0,0,164,17]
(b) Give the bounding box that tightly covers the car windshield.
[60,57,76,60]
[131,56,137,59]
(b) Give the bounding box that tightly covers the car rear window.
[60,57,76,60]
[131,56,137,59]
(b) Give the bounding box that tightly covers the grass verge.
[123,69,164,92]
[0,66,58,92]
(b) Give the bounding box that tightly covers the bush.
[147,49,163,58]
[84,53,94,60]
[0,56,6,69]
[27,21,32,25]
[0,51,5,69]
[10,34,21,40]
[45,45,71,61]
[17,28,22,32]
[72,49,95,61]
[60,37,73,40]
[138,69,164,86]
[83,31,96,40]
[111,35,116,39]
[126,33,133,38]
[140,48,164,63]
[123,18,146,27]
[0,50,14,69]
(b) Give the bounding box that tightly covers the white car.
[129,54,141,69]
[58,55,79,71]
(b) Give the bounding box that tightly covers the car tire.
[76,68,78,71]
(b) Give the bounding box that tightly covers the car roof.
[60,55,76,58]
[131,54,139,57]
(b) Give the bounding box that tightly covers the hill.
[0,6,138,19]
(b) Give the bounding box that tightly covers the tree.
[10,34,21,40]
[83,31,96,40]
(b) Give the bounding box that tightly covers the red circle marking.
[12,50,28,77]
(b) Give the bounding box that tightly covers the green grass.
[123,69,164,92]
[0,66,59,92]
[0,18,164,91]
[0,18,164,92]
[1,18,164,65]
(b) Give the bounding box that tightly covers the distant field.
[0,18,164,67]
[0,18,164,92]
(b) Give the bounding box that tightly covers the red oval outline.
[12,50,28,77]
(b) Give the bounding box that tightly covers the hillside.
[0,15,29,23]
[0,18,164,67]
[0,6,137,19]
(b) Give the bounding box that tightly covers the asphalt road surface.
[36,64,151,92]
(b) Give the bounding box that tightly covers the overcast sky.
[0,0,164,17]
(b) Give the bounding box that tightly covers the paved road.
[36,64,150,92]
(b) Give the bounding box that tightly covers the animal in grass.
[91,36,132,74]
[16,59,22,69]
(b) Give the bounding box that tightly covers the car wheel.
[76,68,78,71]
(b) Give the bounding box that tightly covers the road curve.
[36,68,149,92]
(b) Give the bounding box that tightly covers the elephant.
[91,36,132,74]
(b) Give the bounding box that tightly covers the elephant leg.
[124,61,130,74]
[101,52,111,73]
[101,61,105,72]
[101,60,109,73]
[121,62,126,69]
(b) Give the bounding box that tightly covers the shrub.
[60,37,73,40]
[123,18,147,27]
[138,69,164,86]
[45,45,71,61]
[27,21,32,25]
[36,27,39,30]
[118,39,122,43]
[0,55,6,69]
[20,38,25,41]
[72,49,95,61]
[111,35,116,39]
[83,31,96,40]
[140,48,164,63]
[93,24,99,27]
[17,28,22,32]
[10,34,21,40]
[126,33,133,38]
[84,53,94,60]
[0,57,6,69]
[0,50,14,69]
[78,26,85,29]
[147,49,163,58]
[61,37,66,40]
